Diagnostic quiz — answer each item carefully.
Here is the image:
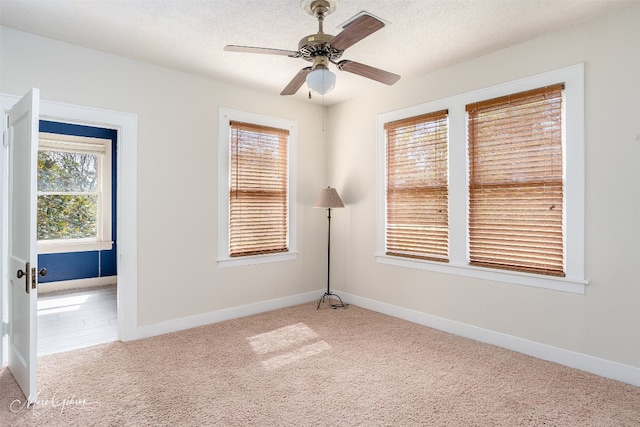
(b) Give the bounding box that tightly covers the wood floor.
[37,284,117,356]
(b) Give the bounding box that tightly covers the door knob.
[17,261,30,293]
[38,268,47,277]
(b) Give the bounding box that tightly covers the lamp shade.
[314,187,344,208]
[306,68,336,95]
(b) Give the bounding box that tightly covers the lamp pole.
[326,207,332,295]
[314,186,346,309]
[317,205,346,309]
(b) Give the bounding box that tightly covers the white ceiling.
[0,0,636,105]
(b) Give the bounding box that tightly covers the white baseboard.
[38,276,117,293]
[341,292,640,388]
[136,290,320,340]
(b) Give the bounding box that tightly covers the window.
[37,132,113,254]
[384,110,449,262]
[377,64,585,293]
[218,109,297,267]
[467,85,564,277]
[229,121,288,257]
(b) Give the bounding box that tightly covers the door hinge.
[2,114,8,148]
[2,321,7,336]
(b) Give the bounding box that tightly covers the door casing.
[1,91,139,368]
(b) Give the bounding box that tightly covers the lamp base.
[317,291,347,310]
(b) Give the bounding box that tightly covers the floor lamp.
[314,187,346,309]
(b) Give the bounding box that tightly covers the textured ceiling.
[0,0,636,105]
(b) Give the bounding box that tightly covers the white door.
[7,88,39,403]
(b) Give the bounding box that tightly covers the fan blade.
[329,15,385,51]
[281,67,313,95]
[224,45,300,58]
[338,60,401,85]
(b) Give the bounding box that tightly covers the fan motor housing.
[298,33,343,62]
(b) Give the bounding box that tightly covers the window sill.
[375,253,587,294]
[218,251,298,268]
[38,240,114,254]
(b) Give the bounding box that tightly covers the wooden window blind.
[229,121,289,257]
[384,109,449,261]
[467,84,565,276]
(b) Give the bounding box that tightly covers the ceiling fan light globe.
[306,68,336,95]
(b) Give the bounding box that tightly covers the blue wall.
[38,121,117,282]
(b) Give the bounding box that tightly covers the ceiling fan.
[223,0,401,96]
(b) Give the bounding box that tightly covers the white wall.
[0,27,329,327]
[326,5,640,369]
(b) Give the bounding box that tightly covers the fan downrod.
[298,0,341,64]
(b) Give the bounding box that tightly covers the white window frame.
[37,132,113,254]
[218,108,298,268]
[376,64,586,294]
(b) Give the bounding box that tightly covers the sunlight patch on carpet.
[247,322,331,370]
[261,341,331,370]
[247,322,319,355]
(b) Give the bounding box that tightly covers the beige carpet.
[1,302,639,426]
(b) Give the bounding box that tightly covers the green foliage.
[38,150,97,192]
[37,150,98,241]
[37,195,97,240]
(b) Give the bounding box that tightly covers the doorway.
[35,120,118,354]
[1,92,138,373]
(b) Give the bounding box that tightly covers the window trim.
[218,108,298,268]
[37,132,113,254]
[376,64,586,294]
